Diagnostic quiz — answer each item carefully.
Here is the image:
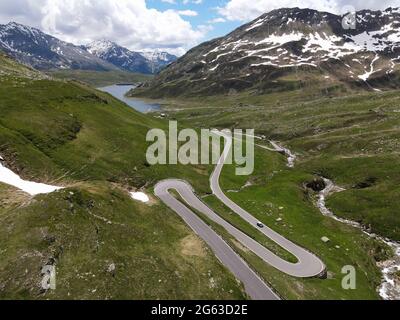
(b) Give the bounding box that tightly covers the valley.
[48,70,152,88]
[1,50,398,300]
[136,87,399,299]
[0,53,247,300]
[1,5,400,302]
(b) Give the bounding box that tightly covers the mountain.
[85,40,150,74]
[0,50,46,80]
[85,40,177,74]
[0,22,177,74]
[139,50,178,73]
[133,7,400,97]
[0,22,117,71]
[0,53,245,300]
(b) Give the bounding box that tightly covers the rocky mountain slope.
[133,7,400,97]
[139,50,178,74]
[0,22,117,71]
[85,40,177,74]
[0,51,47,80]
[0,23,177,74]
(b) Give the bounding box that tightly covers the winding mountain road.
[155,132,326,300]
[155,179,280,300]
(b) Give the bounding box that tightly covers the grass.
[1,51,398,300]
[48,70,153,87]
[164,122,387,299]
[221,148,387,299]
[133,88,400,299]
[0,51,45,80]
[0,76,212,191]
[0,182,246,299]
[154,90,400,242]
[192,143,384,300]
[130,57,358,98]
[0,56,247,300]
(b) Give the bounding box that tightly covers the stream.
[269,141,297,168]
[317,178,400,300]
[268,141,400,300]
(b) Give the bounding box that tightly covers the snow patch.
[130,192,150,203]
[0,157,62,196]
[255,32,304,46]
[358,54,381,81]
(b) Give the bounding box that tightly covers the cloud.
[177,10,199,17]
[0,0,207,55]
[218,0,400,22]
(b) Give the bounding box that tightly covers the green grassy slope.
[170,135,386,300]
[214,146,386,300]
[0,75,209,191]
[49,70,152,87]
[139,89,400,299]
[0,51,46,80]
[157,91,400,241]
[2,51,397,300]
[0,183,246,300]
[0,54,246,300]
[131,68,358,99]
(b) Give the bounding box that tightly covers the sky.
[0,0,399,56]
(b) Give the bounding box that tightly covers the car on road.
[257,222,264,228]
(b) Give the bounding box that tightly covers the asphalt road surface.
[155,180,280,300]
[210,132,325,277]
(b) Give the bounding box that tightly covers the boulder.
[321,236,330,243]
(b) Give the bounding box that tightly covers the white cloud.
[177,10,199,17]
[218,0,400,22]
[0,0,207,55]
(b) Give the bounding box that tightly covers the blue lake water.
[98,85,161,113]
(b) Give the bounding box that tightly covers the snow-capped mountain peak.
[0,22,177,74]
[84,41,177,74]
[0,22,117,71]
[138,7,400,97]
[85,40,117,56]
[138,50,178,73]
[139,50,175,62]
